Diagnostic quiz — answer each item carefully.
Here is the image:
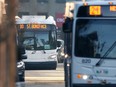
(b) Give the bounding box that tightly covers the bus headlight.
[61,52,65,56]
[82,75,89,80]
[77,74,89,80]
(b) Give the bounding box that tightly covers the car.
[16,45,27,82]
[57,39,65,63]
[17,59,25,82]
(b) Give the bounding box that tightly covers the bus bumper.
[25,61,57,70]
[73,84,116,87]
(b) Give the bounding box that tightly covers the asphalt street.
[16,63,65,87]
[16,82,65,87]
[25,63,64,82]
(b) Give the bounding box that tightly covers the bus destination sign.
[110,6,116,11]
[18,24,47,29]
[89,5,116,16]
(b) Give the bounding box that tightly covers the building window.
[18,12,29,17]
[19,0,30,3]
[37,0,48,3]
[56,0,66,3]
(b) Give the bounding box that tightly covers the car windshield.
[75,19,116,58]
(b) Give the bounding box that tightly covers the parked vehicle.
[57,39,65,63]
[16,45,27,82]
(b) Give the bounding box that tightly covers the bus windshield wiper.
[96,41,116,66]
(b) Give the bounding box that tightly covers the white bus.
[63,0,116,87]
[16,16,58,70]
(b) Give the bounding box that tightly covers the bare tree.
[0,0,16,87]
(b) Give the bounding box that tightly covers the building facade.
[17,0,66,27]
[17,0,66,38]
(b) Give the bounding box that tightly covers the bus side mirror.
[21,54,27,59]
[62,17,73,33]
[57,41,61,47]
[18,45,25,55]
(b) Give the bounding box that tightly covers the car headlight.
[17,61,24,68]
[64,54,69,58]
[61,52,65,56]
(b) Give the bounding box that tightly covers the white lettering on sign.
[56,18,64,23]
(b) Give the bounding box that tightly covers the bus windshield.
[75,19,116,59]
[18,30,57,50]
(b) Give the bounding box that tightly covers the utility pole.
[0,0,16,87]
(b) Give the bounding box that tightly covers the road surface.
[16,63,65,87]
[25,63,64,82]
[16,82,65,87]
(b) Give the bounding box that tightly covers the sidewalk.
[25,77,64,83]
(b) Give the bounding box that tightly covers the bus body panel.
[72,57,116,84]
[23,50,57,70]
[24,50,57,62]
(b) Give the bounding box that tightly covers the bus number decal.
[89,6,101,16]
[82,59,91,63]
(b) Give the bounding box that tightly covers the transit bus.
[16,16,58,70]
[63,0,116,87]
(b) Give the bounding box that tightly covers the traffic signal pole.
[0,0,16,87]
